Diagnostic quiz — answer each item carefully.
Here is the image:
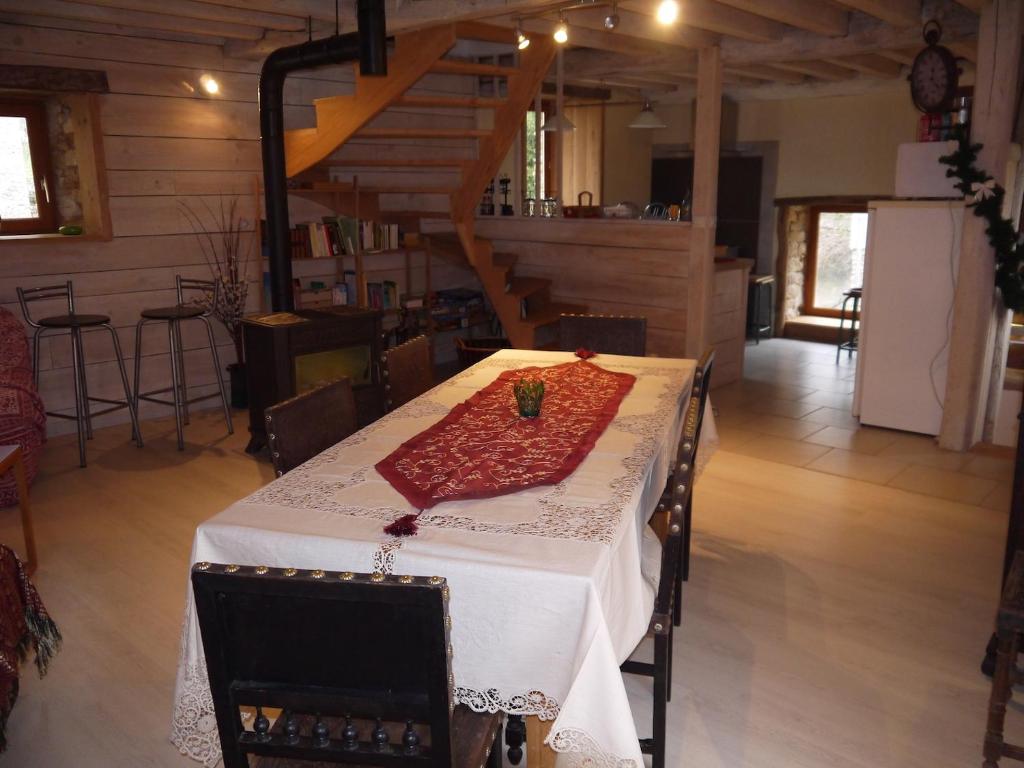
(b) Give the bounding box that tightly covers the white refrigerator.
[853,200,964,435]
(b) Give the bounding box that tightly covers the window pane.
[813,212,868,311]
[0,115,39,220]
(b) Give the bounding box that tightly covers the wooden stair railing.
[281,22,585,349]
[283,24,458,178]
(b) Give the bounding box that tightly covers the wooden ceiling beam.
[769,59,859,81]
[557,6,721,50]
[953,0,984,12]
[720,8,978,65]
[713,0,849,37]
[828,0,922,28]
[876,48,917,66]
[563,74,675,92]
[63,0,306,32]
[618,0,788,43]
[515,17,672,57]
[0,0,262,39]
[949,40,978,63]
[825,53,904,77]
[724,64,806,84]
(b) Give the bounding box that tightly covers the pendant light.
[515,20,530,50]
[656,0,680,25]
[553,13,569,44]
[628,99,667,129]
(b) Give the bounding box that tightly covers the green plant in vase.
[513,377,545,418]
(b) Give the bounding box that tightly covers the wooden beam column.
[940,0,1024,450]
[686,45,723,358]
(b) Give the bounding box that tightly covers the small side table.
[0,445,37,576]
[747,274,775,344]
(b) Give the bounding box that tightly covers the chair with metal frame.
[264,378,358,477]
[191,563,503,768]
[16,280,142,468]
[133,276,233,451]
[558,313,647,357]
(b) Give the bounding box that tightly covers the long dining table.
[170,349,717,768]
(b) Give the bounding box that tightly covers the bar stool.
[836,287,862,363]
[133,276,233,450]
[983,550,1024,767]
[747,274,775,344]
[16,281,142,468]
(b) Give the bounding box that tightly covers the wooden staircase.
[282,21,584,349]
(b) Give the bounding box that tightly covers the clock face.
[911,46,957,113]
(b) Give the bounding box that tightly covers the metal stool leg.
[201,316,233,434]
[174,319,190,426]
[849,295,860,359]
[74,329,94,440]
[106,324,143,448]
[166,320,186,451]
[767,280,775,338]
[836,296,849,364]
[68,327,88,468]
[133,319,146,442]
[753,284,761,345]
[31,327,43,390]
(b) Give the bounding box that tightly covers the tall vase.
[227,362,247,409]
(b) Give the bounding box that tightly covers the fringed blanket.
[0,545,60,752]
[0,307,45,508]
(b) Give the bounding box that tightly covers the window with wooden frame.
[804,204,869,317]
[0,98,57,235]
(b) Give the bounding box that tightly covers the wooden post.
[554,47,565,204]
[686,46,723,358]
[939,0,1023,450]
[534,90,543,199]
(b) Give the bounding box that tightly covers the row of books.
[277,217,404,260]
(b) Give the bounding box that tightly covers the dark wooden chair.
[192,564,503,768]
[264,379,358,477]
[557,313,647,357]
[621,393,699,768]
[983,550,1024,767]
[382,336,434,412]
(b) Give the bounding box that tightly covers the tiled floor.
[712,338,1013,512]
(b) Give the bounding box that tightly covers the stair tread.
[454,21,516,45]
[328,158,469,168]
[395,95,506,109]
[523,303,588,329]
[359,127,490,139]
[506,276,550,297]
[430,59,519,77]
[492,252,517,267]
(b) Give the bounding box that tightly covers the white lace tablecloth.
[170,350,718,767]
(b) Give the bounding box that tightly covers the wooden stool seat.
[984,550,1024,766]
[0,445,37,576]
[36,313,110,328]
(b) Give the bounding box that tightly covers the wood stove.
[242,306,384,453]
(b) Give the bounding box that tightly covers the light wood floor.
[0,340,1014,767]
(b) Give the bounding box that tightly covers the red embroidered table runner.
[375,360,636,523]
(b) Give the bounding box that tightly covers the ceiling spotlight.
[553,15,569,44]
[516,21,530,50]
[656,0,680,25]
[604,4,620,29]
[199,73,220,95]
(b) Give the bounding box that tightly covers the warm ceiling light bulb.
[553,19,569,44]
[199,74,220,95]
[604,7,620,30]
[516,25,530,50]
[656,0,680,25]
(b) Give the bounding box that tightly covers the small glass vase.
[513,378,545,418]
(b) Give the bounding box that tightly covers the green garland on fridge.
[939,129,1024,311]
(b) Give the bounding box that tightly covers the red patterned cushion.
[0,309,44,508]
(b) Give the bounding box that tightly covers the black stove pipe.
[259,0,388,312]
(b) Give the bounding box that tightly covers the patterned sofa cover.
[0,308,45,507]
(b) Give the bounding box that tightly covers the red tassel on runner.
[384,513,420,537]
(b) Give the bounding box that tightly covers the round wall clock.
[909,21,960,113]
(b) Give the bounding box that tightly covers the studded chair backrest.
[192,565,456,768]
[653,393,700,625]
[690,349,714,449]
[264,378,358,477]
[176,276,219,315]
[15,281,73,327]
[557,314,647,357]
[382,335,433,412]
